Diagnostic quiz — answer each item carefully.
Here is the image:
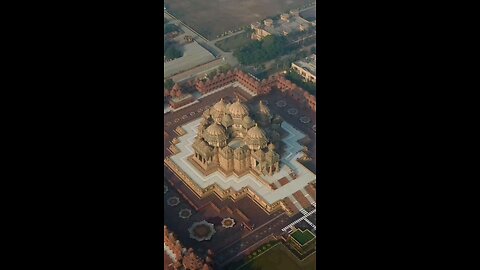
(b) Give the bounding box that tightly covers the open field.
[165,0,313,40]
[215,32,252,52]
[237,243,316,270]
[300,7,316,21]
[164,41,215,78]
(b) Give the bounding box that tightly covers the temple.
[191,98,283,176]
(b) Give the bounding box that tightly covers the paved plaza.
[163,85,317,268]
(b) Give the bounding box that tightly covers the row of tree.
[233,35,289,65]
[164,23,177,34]
[164,40,182,60]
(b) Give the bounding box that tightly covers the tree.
[165,46,182,60]
[164,23,177,34]
[234,35,288,65]
[165,79,174,90]
[207,69,217,79]
[218,64,231,73]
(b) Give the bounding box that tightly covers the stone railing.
[164,157,289,215]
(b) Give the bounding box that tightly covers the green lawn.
[291,229,315,245]
[237,243,316,270]
[215,32,253,53]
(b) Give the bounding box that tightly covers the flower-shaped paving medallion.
[188,221,216,242]
[167,196,180,206]
[179,208,192,219]
[221,217,235,228]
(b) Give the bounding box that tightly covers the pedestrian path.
[281,208,316,232]
[300,188,316,205]
[288,195,303,212]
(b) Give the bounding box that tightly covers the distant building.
[291,54,316,83]
[251,10,312,40]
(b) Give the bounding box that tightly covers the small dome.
[212,98,227,113]
[221,113,233,127]
[204,122,227,147]
[247,124,266,140]
[229,100,249,118]
[205,122,226,137]
[222,145,233,154]
[242,115,255,129]
[246,124,268,150]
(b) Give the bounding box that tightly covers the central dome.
[229,100,249,118]
[212,98,227,113]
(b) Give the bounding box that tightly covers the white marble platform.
[169,118,316,204]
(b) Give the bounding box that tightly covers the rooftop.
[253,15,311,36]
[293,54,316,76]
[164,41,215,78]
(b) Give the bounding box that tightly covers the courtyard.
[163,83,317,268]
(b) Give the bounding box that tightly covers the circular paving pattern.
[188,221,216,242]
[166,122,171,126]
[198,108,203,112]
[276,100,287,107]
[164,184,168,194]
[174,118,180,123]
[300,116,311,124]
[182,115,187,119]
[221,217,235,228]
[287,108,298,115]
[179,208,192,219]
[190,112,195,116]
[167,196,180,206]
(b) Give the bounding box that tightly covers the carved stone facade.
[164,157,296,216]
[194,69,316,112]
[191,98,282,177]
